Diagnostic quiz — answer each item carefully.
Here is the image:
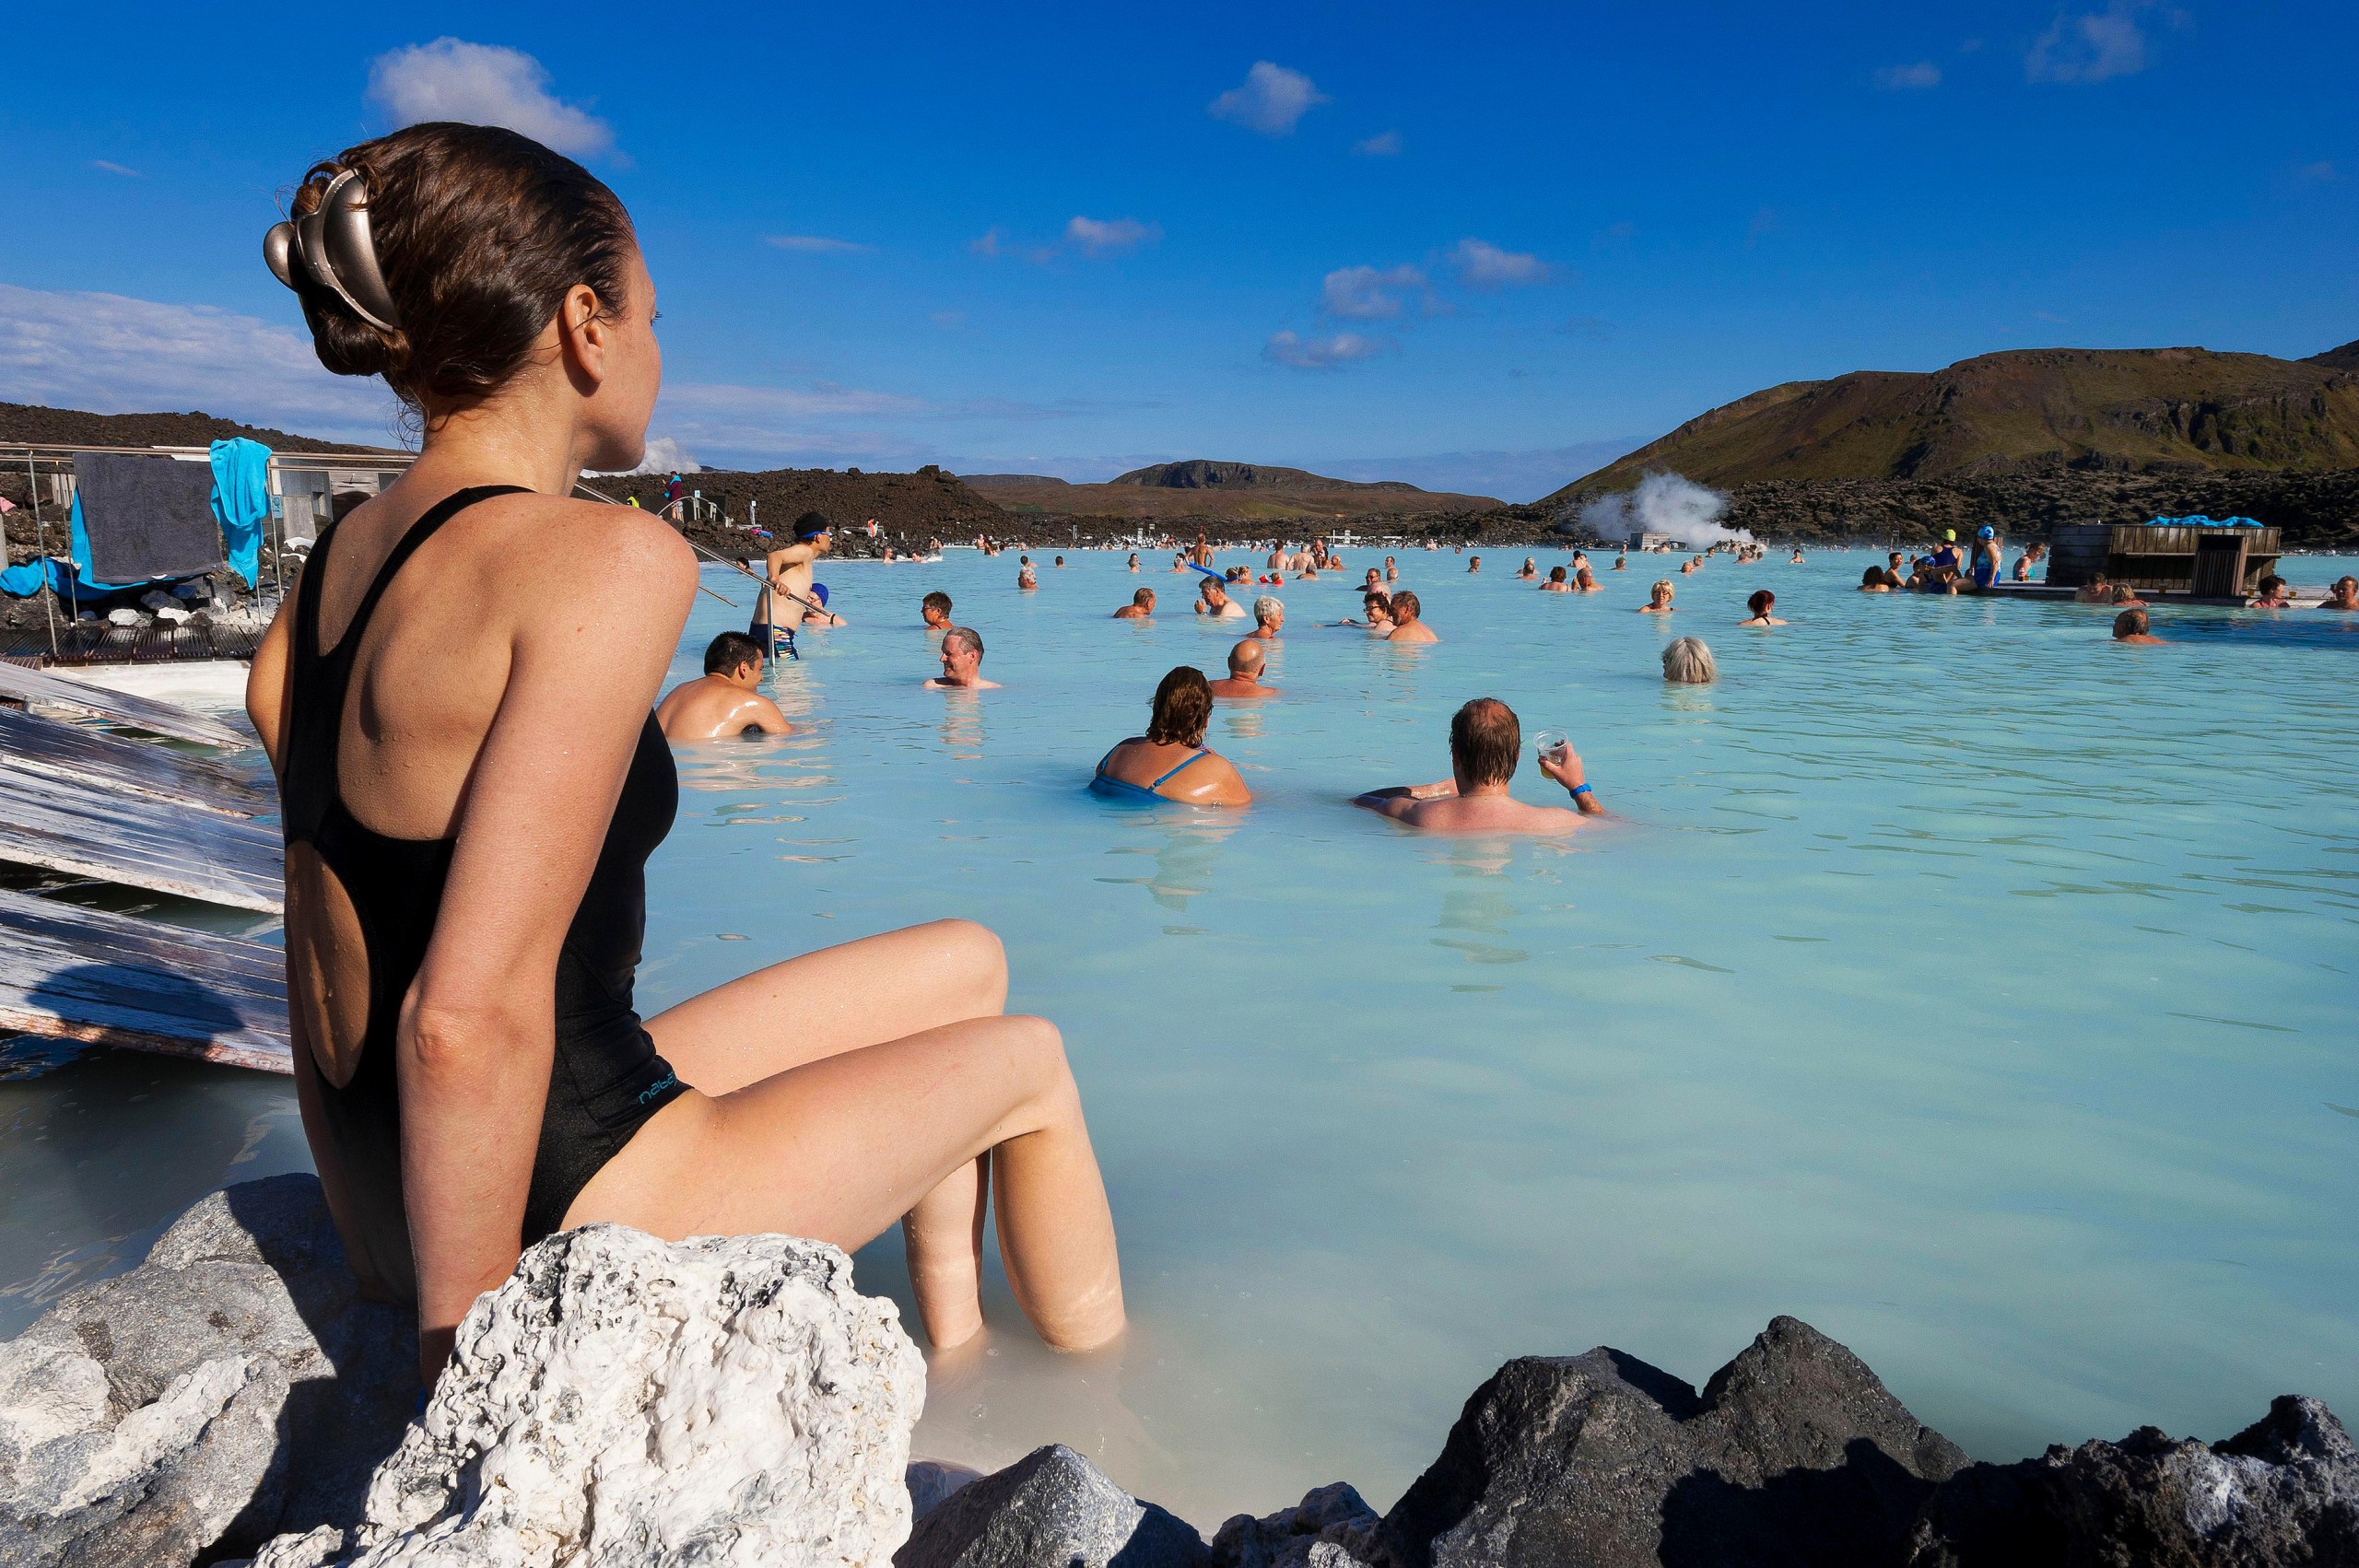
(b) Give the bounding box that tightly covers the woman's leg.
[644,918,1007,1094]
[566,1013,1124,1352]
[640,918,1013,1339]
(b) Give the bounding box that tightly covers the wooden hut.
[2046,521,2281,598]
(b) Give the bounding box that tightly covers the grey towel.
[75,453,226,582]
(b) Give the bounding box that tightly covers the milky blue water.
[6,544,2355,1529]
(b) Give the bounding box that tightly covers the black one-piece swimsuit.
[279,486,689,1301]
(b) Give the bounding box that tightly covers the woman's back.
[1092,736,1248,805]
[262,485,692,1297]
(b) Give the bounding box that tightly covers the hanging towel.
[73,452,224,583]
[209,438,271,587]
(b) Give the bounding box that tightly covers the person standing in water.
[754,513,832,654]
[1114,588,1156,619]
[250,124,1118,1376]
[921,590,954,631]
[1971,526,2002,590]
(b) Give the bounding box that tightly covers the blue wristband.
[1570,783,1593,797]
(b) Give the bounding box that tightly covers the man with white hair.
[1250,595,1285,639]
[1207,638,1280,700]
[924,626,1001,689]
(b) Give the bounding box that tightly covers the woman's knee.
[1001,1013,1080,1110]
[924,918,1008,1009]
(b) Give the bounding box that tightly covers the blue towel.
[209,439,270,587]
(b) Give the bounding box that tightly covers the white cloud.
[765,234,871,254]
[367,39,615,158]
[1353,131,1402,157]
[1875,61,1942,89]
[0,283,398,442]
[1262,331,1388,369]
[968,228,1054,264]
[1064,216,1162,256]
[2026,3,2154,84]
[1320,264,1427,320]
[92,159,141,177]
[1208,62,1329,135]
[1449,238,1554,288]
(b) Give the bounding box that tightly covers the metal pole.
[268,465,287,609]
[26,454,57,656]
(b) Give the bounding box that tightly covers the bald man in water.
[1355,697,1601,834]
[1207,638,1281,699]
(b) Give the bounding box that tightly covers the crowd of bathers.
[656,529,2359,819]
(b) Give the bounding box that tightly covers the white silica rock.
[250,1223,927,1568]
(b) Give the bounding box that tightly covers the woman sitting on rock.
[248,123,1123,1382]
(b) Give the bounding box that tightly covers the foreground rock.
[1213,1481,1383,1567]
[1907,1394,2359,1566]
[249,1223,925,1568]
[897,1444,1209,1567]
[8,1176,2352,1568]
[0,1175,417,1568]
[1376,1316,1967,1567]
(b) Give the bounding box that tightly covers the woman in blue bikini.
[1091,667,1252,807]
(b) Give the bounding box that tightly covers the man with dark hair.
[926,626,1000,688]
[1353,697,1602,833]
[655,631,793,741]
[921,590,954,630]
[1386,590,1438,642]
[1114,588,1156,619]
[1207,638,1280,699]
[1196,578,1246,619]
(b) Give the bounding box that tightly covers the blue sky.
[1,2,2351,500]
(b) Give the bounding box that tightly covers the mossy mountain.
[1542,340,2359,509]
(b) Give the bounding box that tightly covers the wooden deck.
[0,705,271,818]
[0,620,269,668]
[0,888,289,1073]
[0,763,284,912]
[0,659,249,747]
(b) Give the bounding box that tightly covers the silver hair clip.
[264,169,402,333]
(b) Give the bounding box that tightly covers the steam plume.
[1568,472,1752,546]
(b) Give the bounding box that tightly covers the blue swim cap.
[811,582,830,607]
[1977,526,1995,538]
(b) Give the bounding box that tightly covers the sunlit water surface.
[5,546,2356,1529]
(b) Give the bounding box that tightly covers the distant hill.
[593,464,1006,550]
[1539,341,2359,509]
[0,402,391,454]
[963,460,1500,520]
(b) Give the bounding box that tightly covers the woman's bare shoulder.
[479,494,696,589]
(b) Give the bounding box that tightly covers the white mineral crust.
[252,1223,926,1568]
